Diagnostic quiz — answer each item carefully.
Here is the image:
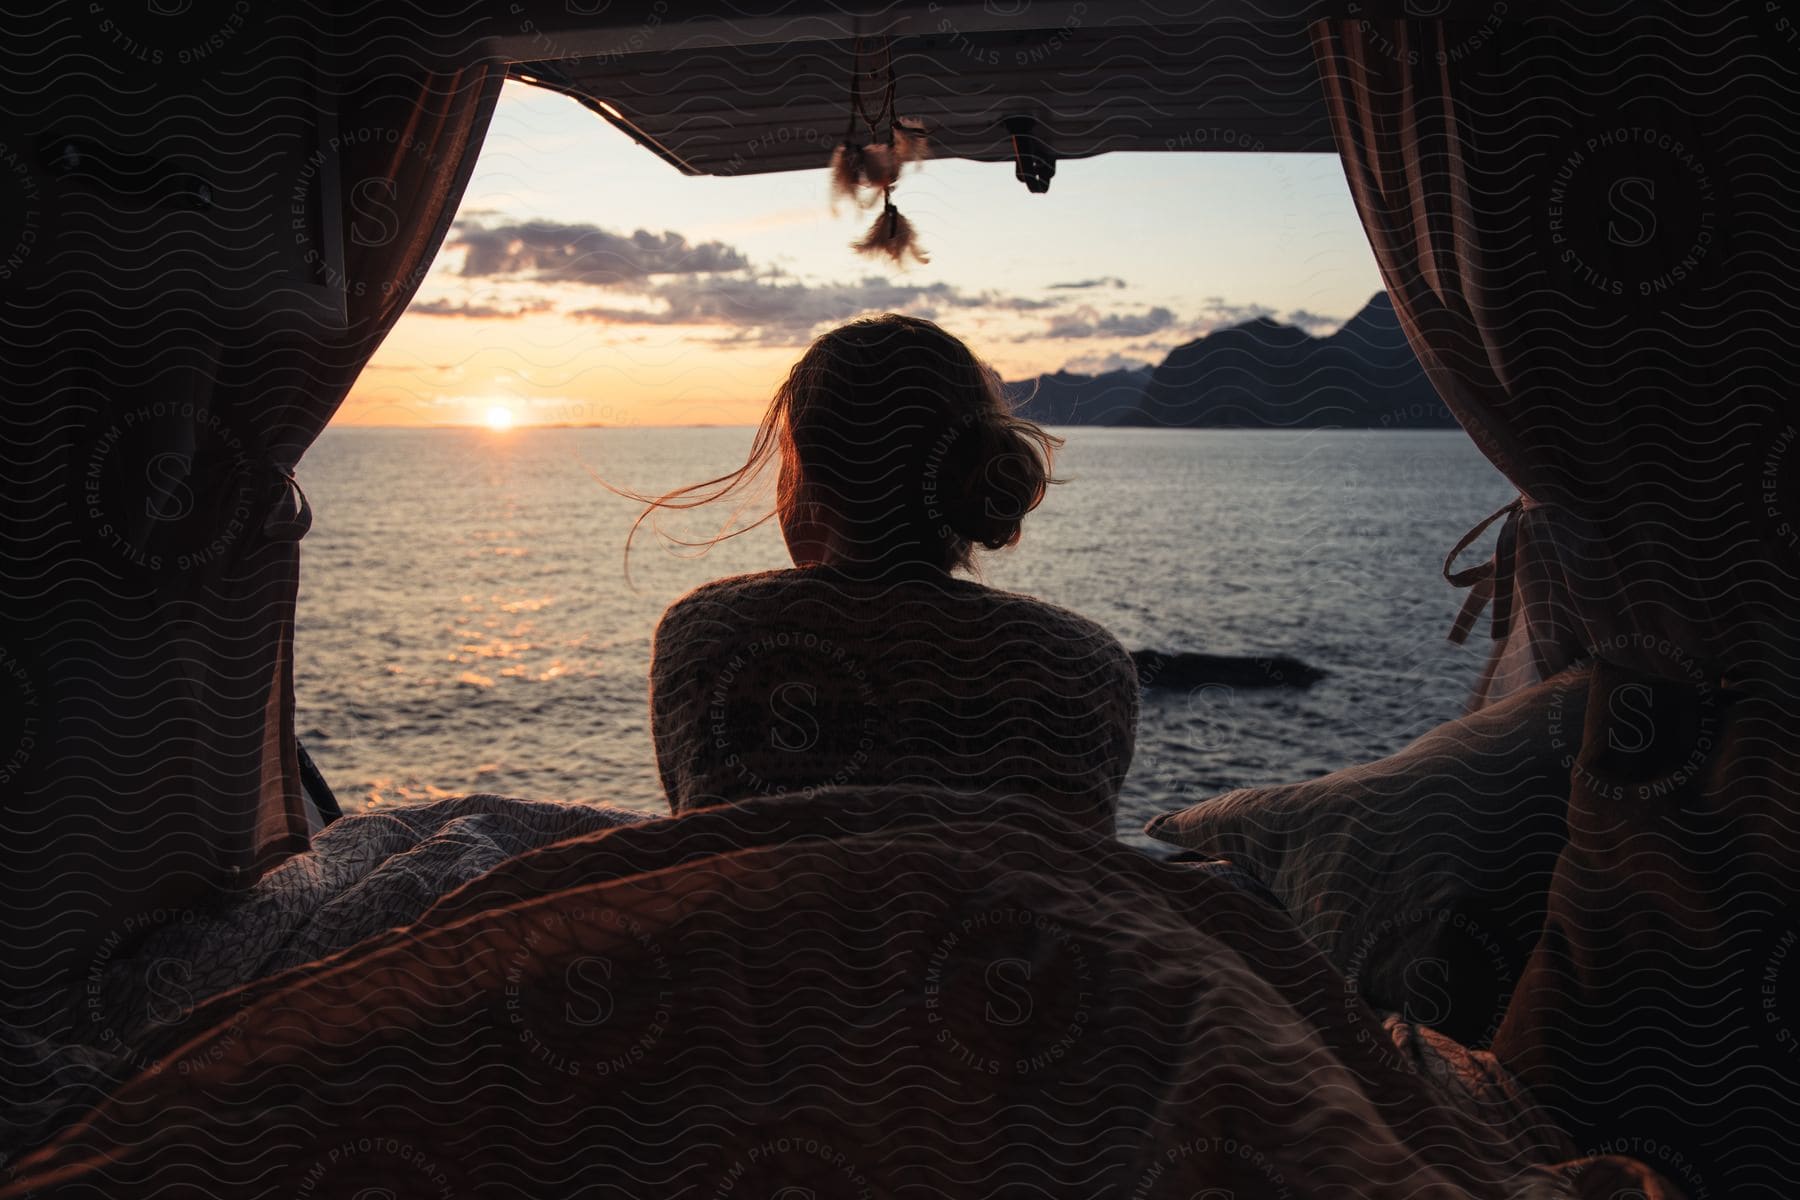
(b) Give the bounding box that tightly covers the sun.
[483,405,516,432]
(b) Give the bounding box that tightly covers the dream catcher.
[830,36,930,264]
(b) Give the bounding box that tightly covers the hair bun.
[941,415,1053,551]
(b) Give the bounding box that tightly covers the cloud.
[452,220,751,286]
[1284,308,1342,334]
[437,216,1305,357]
[572,272,1057,345]
[362,361,444,372]
[438,215,1076,344]
[1044,305,1177,339]
[1197,296,1276,325]
[1048,276,1127,290]
[1059,350,1154,374]
[409,297,554,319]
[981,293,1063,312]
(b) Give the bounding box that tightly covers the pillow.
[1144,664,1590,1048]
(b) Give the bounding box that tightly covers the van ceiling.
[509,22,1335,179]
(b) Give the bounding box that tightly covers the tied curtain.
[1311,6,1800,702]
[1311,7,1800,1196]
[0,8,503,1050]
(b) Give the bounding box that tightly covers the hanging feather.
[852,197,928,265]
[892,120,929,165]
[829,142,872,210]
[830,38,929,261]
[859,142,899,190]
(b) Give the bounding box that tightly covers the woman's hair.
[629,314,1061,573]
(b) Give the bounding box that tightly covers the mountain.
[1005,366,1154,425]
[1124,293,1454,428]
[1004,293,1457,429]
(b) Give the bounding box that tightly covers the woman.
[639,314,1138,839]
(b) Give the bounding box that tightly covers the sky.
[342,81,1384,429]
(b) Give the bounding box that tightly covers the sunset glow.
[484,405,516,432]
[341,82,1380,428]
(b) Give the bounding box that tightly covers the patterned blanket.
[1,794,646,1161]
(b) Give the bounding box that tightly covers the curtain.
[1312,7,1800,1194]
[1313,6,1800,705]
[0,10,503,1047]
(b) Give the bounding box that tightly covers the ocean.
[295,426,1516,850]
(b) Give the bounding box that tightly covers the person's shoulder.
[651,572,781,687]
[656,569,807,639]
[960,580,1133,661]
[960,578,1105,633]
[664,568,802,612]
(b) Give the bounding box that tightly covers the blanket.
[1,788,1680,1198]
[0,794,646,1160]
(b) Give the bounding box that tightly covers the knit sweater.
[649,567,1139,838]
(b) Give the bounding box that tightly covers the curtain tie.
[261,462,313,543]
[1444,497,1524,645]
